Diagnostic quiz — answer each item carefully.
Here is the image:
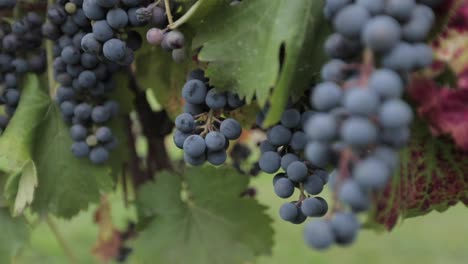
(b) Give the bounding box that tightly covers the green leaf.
[190,0,330,125]
[5,161,37,216]
[0,208,29,263]
[133,167,274,264]
[368,119,468,230]
[31,103,113,218]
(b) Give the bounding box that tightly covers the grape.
[281,153,299,171]
[102,38,127,62]
[92,20,114,42]
[81,33,102,54]
[289,131,307,151]
[286,161,308,182]
[273,178,294,198]
[305,141,331,168]
[60,101,76,117]
[173,129,190,149]
[128,8,147,27]
[78,70,97,88]
[71,141,90,158]
[74,103,92,121]
[65,63,83,78]
[303,175,324,195]
[107,8,129,29]
[413,43,433,69]
[333,4,370,39]
[311,82,343,111]
[259,140,276,153]
[5,89,20,106]
[321,59,347,82]
[291,211,307,224]
[381,126,410,148]
[61,18,79,36]
[402,5,434,42]
[96,0,117,9]
[267,125,291,146]
[378,99,413,128]
[279,202,299,222]
[64,2,77,14]
[172,48,187,63]
[343,87,379,116]
[259,151,281,174]
[80,53,99,69]
[300,198,322,217]
[226,93,244,108]
[0,116,9,129]
[340,117,377,147]
[324,33,361,59]
[356,0,384,15]
[304,220,335,250]
[47,5,67,25]
[182,79,207,104]
[385,0,415,22]
[205,89,227,110]
[83,0,106,20]
[70,124,87,141]
[205,131,226,152]
[61,46,80,64]
[91,106,111,123]
[151,7,167,27]
[183,135,206,157]
[96,126,113,142]
[220,118,242,140]
[368,69,403,99]
[330,212,359,245]
[184,103,205,116]
[184,153,206,166]
[339,180,370,212]
[273,173,287,185]
[207,150,227,166]
[305,113,337,142]
[314,169,329,184]
[324,0,352,17]
[373,146,399,170]
[89,147,109,164]
[175,113,195,133]
[73,9,91,27]
[280,109,301,129]
[353,157,390,190]
[164,30,185,49]
[382,42,415,71]
[362,15,401,53]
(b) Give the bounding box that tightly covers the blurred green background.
[14,173,468,264]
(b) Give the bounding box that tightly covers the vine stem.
[45,215,78,264]
[164,0,174,25]
[46,0,57,97]
[168,0,201,29]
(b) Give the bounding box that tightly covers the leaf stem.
[164,0,174,25]
[45,215,78,264]
[168,0,201,29]
[46,0,57,97]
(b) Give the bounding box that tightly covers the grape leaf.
[133,167,274,264]
[190,0,330,125]
[0,208,29,263]
[369,119,468,230]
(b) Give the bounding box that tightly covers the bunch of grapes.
[301,0,441,250]
[43,0,121,164]
[257,108,330,224]
[79,0,150,65]
[0,12,46,134]
[173,69,244,166]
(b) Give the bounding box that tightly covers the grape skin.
[333,4,370,39]
[182,79,207,104]
[304,220,335,250]
[259,151,281,174]
[311,82,343,111]
[368,69,403,99]
[340,117,377,147]
[220,118,242,140]
[303,175,324,195]
[286,161,308,182]
[305,113,338,142]
[274,178,295,198]
[205,131,226,152]
[378,99,413,128]
[353,157,390,190]
[183,135,206,157]
[362,15,401,53]
[279,202,299,222]
[330,212,359,245]
[267,125,292,146]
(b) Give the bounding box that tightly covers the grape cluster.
[258,108,330,224]
[0,12,46,134]
[302,0,440,250]
[174,69,244,166]
[43,0,121,164]
[80,0,149,65]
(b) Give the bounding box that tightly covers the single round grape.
[92,20,114,42]
[304,220,335,250]
[61,46,80,65]
[175,113,195,133]
[172,48,187,63]
[286,161,308,182]
[330,212,360,245]
[151,6,167,27]
[73,9,91,27]
[368,69,403,99]
[183,135,206,157]
[343,87,380,116]
[81,33,102,54]
[402,5,434,42]
[182,79,208,104]
[378,99,413,128]
[259,140,275,153]
[273,178,295,198]
[184,153,206,166]
[173,129,190,149]
[291,210,308,224]
[128,7,147,27]
[226,93,244,108]
[301,197,326,217]
[71,141,90,158]
[340,117,377,147]
[267,125,292,146]
[413,43,433,69]
[74,103,92,121]
[106,8,129,29]
[220,118,242,140]
[279,202,299,222]
[60,101,76,117]
[324,33,361,59]
[207,150,227,166]
[78,70,97,89]
[321,59,347,82]
[91,106,111,123]
[356,0,385,15]
[83,0,106,20]
[362,15,401,53]
[353,157,391,190]
[339,180,370,212]
[311,82,343,111]
[103,38,127,62]
[374,146,399,170]
[303,175,324,195]
[333,4,370,39]
[205,89,227,110]
[5,89,20,106]
[280,109,301,129]
[305,142,331,168]
[385,0,415,22]
[81,53,99,69]
[205,131,226,152]
[273,173,287,185]
[65,2,77,14]
[89,147,109,164]
[96,126,113,143]
[259,151,281,174]
[281,153,299,171]
[382,42,415,71]
[289,131,307,151]
[164,30,185,49]
[70,124,87,141]
[305,113,338,142]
